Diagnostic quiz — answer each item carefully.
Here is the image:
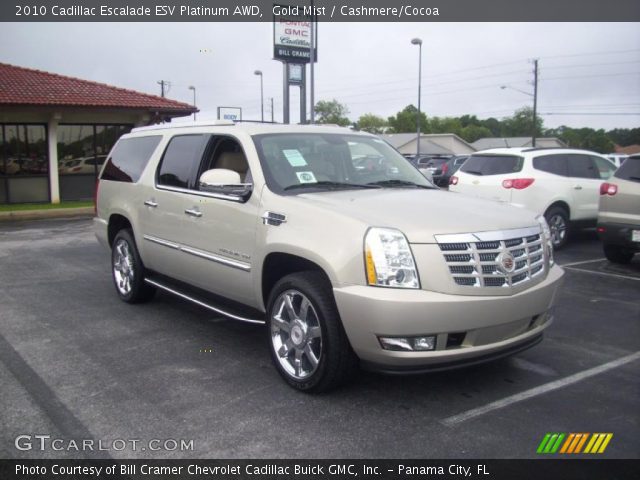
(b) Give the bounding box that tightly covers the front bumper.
[597,221,640,251]
[333,265,564,371]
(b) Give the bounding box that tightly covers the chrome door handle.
[574,185,583,190]
[184,208,202,218]
[144,200,158,207]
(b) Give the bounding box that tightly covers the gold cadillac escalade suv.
[94,122,564,392]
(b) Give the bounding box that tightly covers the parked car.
[413,155,451,185]
[449,148,617,248]
[597,153,640,264]
[605,153,629,168]
[95,122,563,392]
[440,155,469,187]
[60,155,107,175]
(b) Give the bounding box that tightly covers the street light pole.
[532,59,538,148]
[254,70,264,122]
[500,58,539,147]
[411,38,423,157]
[188,85,196,121]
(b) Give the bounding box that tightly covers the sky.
[2,22,639,131]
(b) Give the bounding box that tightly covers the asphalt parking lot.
[0,217,638,459]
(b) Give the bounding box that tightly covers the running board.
[144,278,265,325]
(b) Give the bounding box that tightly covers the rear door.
[566,154,614,220]
[453,154,523,203]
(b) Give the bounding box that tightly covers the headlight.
[536,215,554,266]
[364,227,420,288]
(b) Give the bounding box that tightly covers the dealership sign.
[273,11,317,63]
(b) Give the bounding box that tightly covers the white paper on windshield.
[296,171,317,183]
[283,149,308,167]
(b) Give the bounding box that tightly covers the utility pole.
[157,80,170,98]
[271,97,274,123]
[309,0,315,124]
[532,59,539,148]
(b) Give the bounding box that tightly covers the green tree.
[459,124,493,143]
[314,99,351,126]
[387,105,428,133]
[500,107,544,138]
[606,128,640,147]
[547,126,614,153]
[356,113,388,134]
[428,116,463,134]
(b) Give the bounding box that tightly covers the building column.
[47,115,60,203]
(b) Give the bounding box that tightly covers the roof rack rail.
[132,120,235,132]
[521,147,568,152]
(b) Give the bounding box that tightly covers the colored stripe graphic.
[537,433,565,454]
[539,433,613,454]
[584,433,613,454]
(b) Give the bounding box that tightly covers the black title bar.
[1,459,639,480]
[2,0,640,22]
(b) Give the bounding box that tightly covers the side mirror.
[199,169,252,202]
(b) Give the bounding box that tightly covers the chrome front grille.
[436,227,547,289]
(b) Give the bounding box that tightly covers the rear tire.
[545,206,570,250]
[266,271,358,392]
[111,229,156,303]
[603,244,634,264]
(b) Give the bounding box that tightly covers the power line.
[541,112,640,116]
[540,48,640,60]
[542,71,640,81]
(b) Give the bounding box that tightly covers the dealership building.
[0,62,196,204]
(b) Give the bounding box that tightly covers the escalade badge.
[497,251,515,274]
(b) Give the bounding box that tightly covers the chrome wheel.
[113,238,134,296]
[270,289,322,380]
[548,213,567,247]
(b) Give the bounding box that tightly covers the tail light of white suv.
[502,178,535,189]
[600,182,618,196]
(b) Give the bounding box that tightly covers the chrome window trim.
[154,184,245,202]
[143,235,251,272]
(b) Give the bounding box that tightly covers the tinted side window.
[533,154,568,176]
[591,156,615,179]
[157,135,209,189]
[101,136,162,183]
[566,154,599,179]
[614,157,640,183]
[460,155,523,176]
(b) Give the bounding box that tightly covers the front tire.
[266,272,358,392]
[603,244,634,264]
[111,229,156,303]
[545,206,570,250]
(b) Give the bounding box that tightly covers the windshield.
[252,133,434,193]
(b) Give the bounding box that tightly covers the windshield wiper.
[284,181,381,191]
[366,179,434,189]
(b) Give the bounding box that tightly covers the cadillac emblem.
[497,251,515,274]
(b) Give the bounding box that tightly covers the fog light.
[413,336,436,351]
[379,335,436,351]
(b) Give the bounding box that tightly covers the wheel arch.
[261,252,332,311]
[544,201,571,220]
[107,213,133,247]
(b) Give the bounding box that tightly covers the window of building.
[0,124,48,204]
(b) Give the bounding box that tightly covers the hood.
[295,188,540,243]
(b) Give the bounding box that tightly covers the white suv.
[449,148,617,248]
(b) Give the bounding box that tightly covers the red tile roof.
[614,144,640,155]
[0,62,196,114]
